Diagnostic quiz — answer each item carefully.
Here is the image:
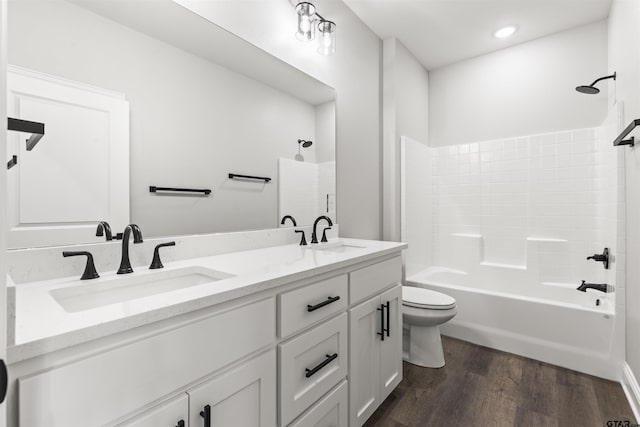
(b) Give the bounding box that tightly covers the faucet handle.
[150,241,176,269]
[295,230,307,246]
[63,251,100,280]
[321,227,332,243]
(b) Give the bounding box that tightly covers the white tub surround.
[400,120,624,381]
[7,236,405,427]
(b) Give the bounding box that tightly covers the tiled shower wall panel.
[431,127,617,284]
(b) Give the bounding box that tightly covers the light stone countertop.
[9,238,406,363]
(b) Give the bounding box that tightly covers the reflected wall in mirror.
[6,0,336,249]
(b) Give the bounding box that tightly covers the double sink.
[48,241,364,313]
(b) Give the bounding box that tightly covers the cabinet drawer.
[18,297,276,427]
[279,313,348,426]
[288,380,348,427]
[350,256,402,304]
[116,394,188,427]
[279,275,348,338]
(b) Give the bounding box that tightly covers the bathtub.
[405,266,620,380]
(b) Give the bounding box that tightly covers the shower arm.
[589,73,616,87]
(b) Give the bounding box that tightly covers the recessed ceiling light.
[493,25,518,39]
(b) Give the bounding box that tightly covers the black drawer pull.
[377,304,386,341]
[386,300,391,337]
[307,296,340,312]
[305,353,338,378]
[176,420,185,427]
[200,404,211,427]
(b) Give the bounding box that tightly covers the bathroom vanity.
[6,238,406,427]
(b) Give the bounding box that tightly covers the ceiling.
[342,0,613,70]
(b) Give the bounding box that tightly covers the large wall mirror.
[5,0,336,249]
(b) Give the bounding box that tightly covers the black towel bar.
[613,118,640,147]
[8,118,45,151]
[228,173,271,182]
[149,186,211,195]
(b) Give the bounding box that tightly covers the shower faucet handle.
[586,248,609,269]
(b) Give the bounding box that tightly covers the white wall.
[173,0,382,239]
[7,0,324,237]
[609,0,640,389]
[429,21,609,146]
[315,101,336,163]
[382,38,429,241]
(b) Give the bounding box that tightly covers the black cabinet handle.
[175,420,185,427]
[307,296,340,312]
[377,304,385,341]
[200,404,211,427]
[386,301,391,337]
[305,353,338,378]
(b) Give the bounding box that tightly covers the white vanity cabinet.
[10,251,404,427]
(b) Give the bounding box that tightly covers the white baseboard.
[622,362,640,423]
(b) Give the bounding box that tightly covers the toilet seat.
[402,286,456,310]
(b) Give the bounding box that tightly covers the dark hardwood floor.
[365,336,635,427]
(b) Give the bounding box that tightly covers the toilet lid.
[402,286,456,310]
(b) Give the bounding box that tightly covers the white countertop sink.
[308,241,366,253]
[9,238,406,363]
[49,266,234,313]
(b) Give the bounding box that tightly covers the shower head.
[576,72,616,95]
[576,85,601,95]
[298,139,313,148]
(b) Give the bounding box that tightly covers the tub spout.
[577,280,612,293]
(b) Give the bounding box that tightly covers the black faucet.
[577,280,610,293]
[587,248,609,269]
[117,224,143,274]
[281,215,297,227]
[96,221,113,241]
[311,216,333,244]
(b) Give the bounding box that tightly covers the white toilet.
[402,286,457,368]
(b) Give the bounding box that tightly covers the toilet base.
[403,323,446,368]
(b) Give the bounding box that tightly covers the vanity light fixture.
[295,2,337,56]
[493,25,518,39]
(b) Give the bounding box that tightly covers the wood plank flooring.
[364,336,635,427]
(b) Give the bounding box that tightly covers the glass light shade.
[317,20,336,55]
[296,2,316,42]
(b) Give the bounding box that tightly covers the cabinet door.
[187,350,276,427]
[117,394,188,427]
[380,285,403,401]
[349,295,382,427]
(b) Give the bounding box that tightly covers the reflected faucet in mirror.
[281,215,297,227]
[311,216,333,244]
[96,221,113,241]
[117,224,143,275]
